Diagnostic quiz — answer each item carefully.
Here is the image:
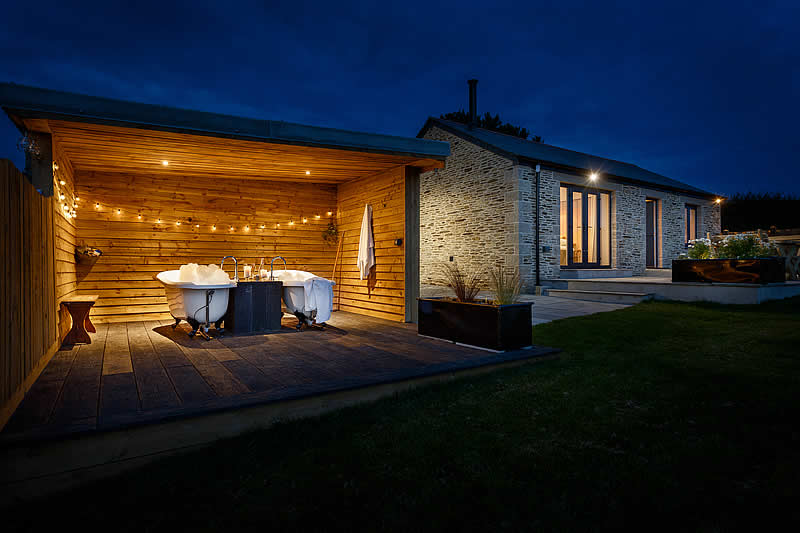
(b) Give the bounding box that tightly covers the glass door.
[560,185,611,268]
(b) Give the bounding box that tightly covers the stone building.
[417,118,721,291]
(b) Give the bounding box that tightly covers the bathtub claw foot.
[171,316,181,330]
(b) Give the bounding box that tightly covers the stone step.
[543,288,653,304]
[558,269,633,279]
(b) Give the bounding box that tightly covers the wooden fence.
[0,159,59,430]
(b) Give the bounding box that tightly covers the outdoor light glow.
[715,198,722,204]
[162,160,169,166]
[589,172,598,181]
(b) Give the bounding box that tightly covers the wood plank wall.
[336,167,406,321]
[53,141,78,339]
[0,159,59,429]
[74,171,338,323]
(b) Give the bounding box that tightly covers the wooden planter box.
[417,298,533,351]
[672,258,786,284]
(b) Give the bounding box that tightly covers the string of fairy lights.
[52,159,336,230]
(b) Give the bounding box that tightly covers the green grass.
[9,298,800,531]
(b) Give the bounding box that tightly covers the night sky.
[1,1,798,195]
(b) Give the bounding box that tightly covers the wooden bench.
[60,294,99,345]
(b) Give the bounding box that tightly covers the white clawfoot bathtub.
[269,269,335,328]
[156,270,236,337]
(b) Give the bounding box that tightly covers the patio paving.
[1,312,557,444]
[420,285,631,325]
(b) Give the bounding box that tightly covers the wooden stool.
[60,295,99,345]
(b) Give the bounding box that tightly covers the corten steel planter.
[672,258,786,284]
[417,298,533,351]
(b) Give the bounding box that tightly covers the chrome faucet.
[270,256,287,280]
[220,256,238,281]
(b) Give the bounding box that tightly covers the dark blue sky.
[1,1,798,195]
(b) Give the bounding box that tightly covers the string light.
[229,226,234,231]
[117,208,121,215]
[75,197,80,201]
[195,224,200,228]
[212,225,216,231]
[59,180,65,186]
[175,221,181,226]
[305,170,311,175]
[327,211,332,216]
[137,214,142,219]
[59,193,65,200]
[157,218,161,224]
[289,220,295,226]
[315,214,320,219]
[244,225,250,231]
[260,224,265,229]
[95,202,100,209]
[276,223,280,228]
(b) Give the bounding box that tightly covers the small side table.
[60,294,99,345]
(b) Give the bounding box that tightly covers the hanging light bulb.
[315,214,321,219]
[260,224,265,229]
[212,225,217,231]
[117,208,121,215]
[137,214,142,219]
[327,211,332,216]
[195,224,200,228]
[59,193,65,200]
[302,218,307,224]
[95,202,100,209]
[244,225,250,231]
[59,180,65,186]
[175,221,181,226]
[157,218,161,224]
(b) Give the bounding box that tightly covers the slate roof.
[0,83,450,159]
[419,117,716,198]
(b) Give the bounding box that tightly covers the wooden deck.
[2,312,556,443]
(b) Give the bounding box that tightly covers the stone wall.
[420,124,722,287]
[419,126,516,287]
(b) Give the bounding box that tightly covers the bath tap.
[270,256,287,280]
[220,256,239,281]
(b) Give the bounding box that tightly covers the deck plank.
[99,372,140,419]
[126,322,181,411]
[101,323,133,375]
[50,324,109,425]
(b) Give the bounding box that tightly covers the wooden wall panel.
[0,160,59,430]
[336,167,406,321]
[74,171,338,323]
[53,140,78,339]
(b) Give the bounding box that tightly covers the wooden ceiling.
[25,119,443,183]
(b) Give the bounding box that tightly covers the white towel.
[357,204,375,280]
[302,277,335,323]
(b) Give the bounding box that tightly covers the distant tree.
[721,192,800,232]
[440,110,542,142]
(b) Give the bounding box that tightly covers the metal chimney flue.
[468,79,478,128]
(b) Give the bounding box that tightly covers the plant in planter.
[322,220,339,246]
[418,262,532,351]
[674,233,785,284]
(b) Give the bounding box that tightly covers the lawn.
[8,298,800,531]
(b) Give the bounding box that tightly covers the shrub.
[716,234,778,259]
[488,265,522,304]
[441,262,482,303]
[687,239,713,259]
